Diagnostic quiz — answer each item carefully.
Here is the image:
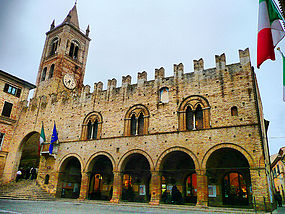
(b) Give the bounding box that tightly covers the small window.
[69,41,79,60]
[159,87,169,103]
[87,120,92,139]
[49,64,55,78]
[137,113,144,135]
[50,38,58,56]
[41,67,47,81]
[0,133,5,150]
[186,106,194,130]
[277,165,280,175]
[3,83,21,97]
[195,105,203,129]
[44,174,50,184]
[130,114,136,136]
[231,106,238,116]
[2,101,13,117]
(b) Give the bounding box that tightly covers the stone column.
[110,171,122,203]
[149,170,161,205]
[196,169,208,207]
[79,171,90,200]
[55,171,63,198]
[250,169,271,211]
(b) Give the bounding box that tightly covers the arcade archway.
[18,132,40,179]
[121,153,151,202]
[58,156,82,199]
[206,148,251,207]
[160,151,196,204]
[88,155,114,200]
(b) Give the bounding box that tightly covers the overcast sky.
[0,0,284,155]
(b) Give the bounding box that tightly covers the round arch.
[178,95,210,112]
[125,104,150,118]
[85,151,116,172]
[118,149,154,172]
[155,146,200,171]
[57,153,84,173]
[82,111,103,124]
[201,143,255,169]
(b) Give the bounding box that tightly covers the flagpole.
[271,0,285,24]
[277,47,285,102]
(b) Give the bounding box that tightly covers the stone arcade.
[0,4,273,211]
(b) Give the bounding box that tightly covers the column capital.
[196,169,207,176]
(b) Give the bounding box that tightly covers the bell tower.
[34,4,91,97]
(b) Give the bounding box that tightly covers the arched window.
[186,106,194,130]
[49,64,55,79]
[137,112,144,135]
[87,120,92,139]
[231,106,238,116]
[41,67,47,81]
[159,87,169,103]
[178,95,210,131]
[124,104,150,136]
[69,41,80,60]
[195,104,203,130]
[50,38,58,56]
[82,112,103,140]
[130,114,137,136]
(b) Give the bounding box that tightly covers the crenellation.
[174,63,184,79]
[194,58,204,72]
[122,75,131,87]
[239,48,250,66]
[137,71,147,87]
[215,53,226,70]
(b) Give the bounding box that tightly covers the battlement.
[22,48,251,111]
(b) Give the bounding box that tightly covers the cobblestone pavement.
[0,199,264,214]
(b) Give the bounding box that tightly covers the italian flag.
[39,123,46,154]
[257,0,285,68]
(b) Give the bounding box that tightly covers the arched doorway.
[18,132,40,179]
[121,153,151,202]
[160,151,196,205]
[58,157,82,199]
[206,148,251,207]
[88,155,113,200]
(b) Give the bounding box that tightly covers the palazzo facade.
[0,5,273,211]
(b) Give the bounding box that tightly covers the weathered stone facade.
[0,5,273,211]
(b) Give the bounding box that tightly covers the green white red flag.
[257,0,285,68]
[39,123,46,154]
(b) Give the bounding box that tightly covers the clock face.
[63,74,76,90]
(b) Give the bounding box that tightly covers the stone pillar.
[196,169,208,207]
[110,171,122,203]
[55,172,63,198]
[79,171,90,200]
[149,171,161,205]
[250,169,272,211]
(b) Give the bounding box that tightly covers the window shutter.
[16,88,21,98]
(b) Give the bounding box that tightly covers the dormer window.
[69,41,79,60]
[49,38,58,56]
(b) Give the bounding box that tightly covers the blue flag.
[49,123,58,154]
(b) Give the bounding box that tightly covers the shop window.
[231,106,238,116]
[0,133,5,150]
[41,67,47,81]
[3,83,21,97]
[49,38,58,56]
[124,104,149,136]
[159,87,169,103]
[82,112,102,140]
[1,101,13,117]
[49,64,55,78]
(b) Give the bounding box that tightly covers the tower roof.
[63,4,79,28]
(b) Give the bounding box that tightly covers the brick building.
[0,5,274,211]
[0,70,35,179]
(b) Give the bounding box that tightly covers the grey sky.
[0,0,284,155]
